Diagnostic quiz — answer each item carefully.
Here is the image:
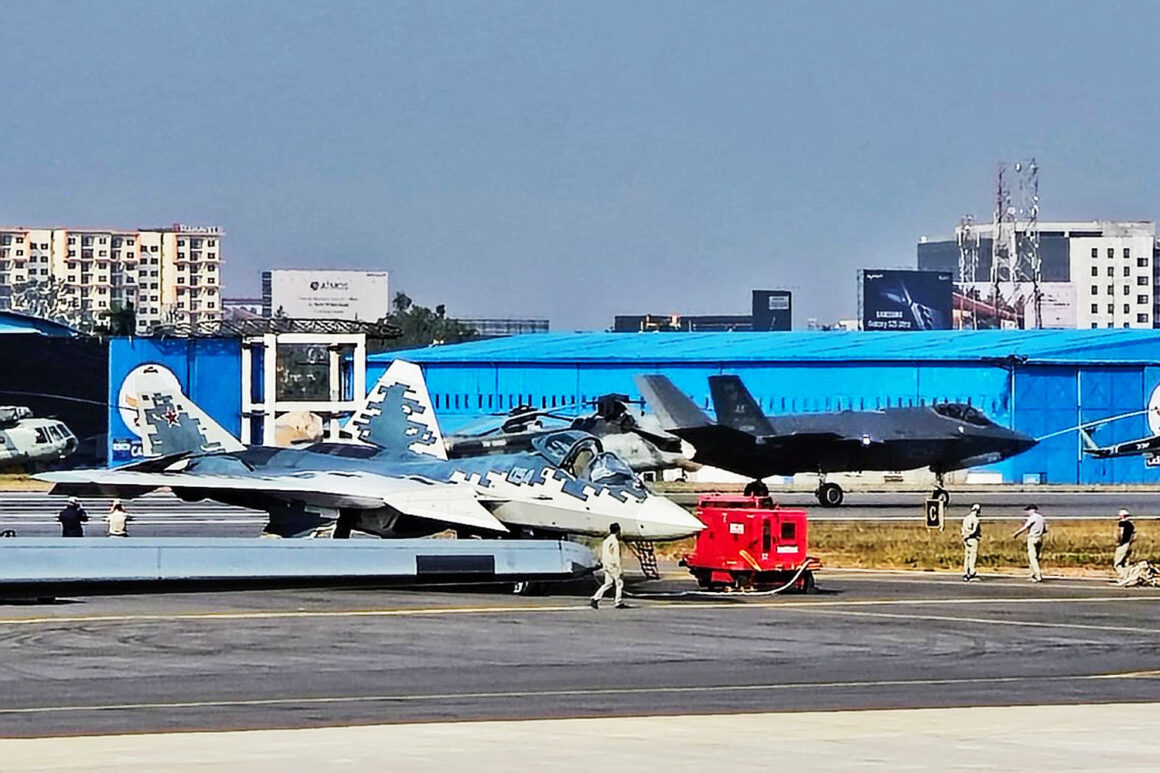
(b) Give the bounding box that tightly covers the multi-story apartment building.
[0,224,223,334]
[918,220,1155,329]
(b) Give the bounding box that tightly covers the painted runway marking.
[794,608,1160,636]
[0,595,1157,626]
[1,670,1158,716]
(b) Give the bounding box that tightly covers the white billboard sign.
[269,270,390,321]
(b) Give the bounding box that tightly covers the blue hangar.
[370,330,1160,486]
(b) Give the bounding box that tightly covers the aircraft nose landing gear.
[931,470,951,505]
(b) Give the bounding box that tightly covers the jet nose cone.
[637,495,704,541]
[1014,431,1039,454]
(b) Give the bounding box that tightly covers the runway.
[4,488,1160,539]
[1,571,1158,738]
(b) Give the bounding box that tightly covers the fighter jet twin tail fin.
[131,366,246,457]
[341,360,448,459]
[130,360,447,459]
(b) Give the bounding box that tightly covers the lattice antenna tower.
[1014,158,1042,327]
[990,163,1017,322]
[957,214,980,285]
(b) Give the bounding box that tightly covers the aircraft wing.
[36,469,508,534]
[752,431,862,455]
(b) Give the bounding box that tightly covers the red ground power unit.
[682,495,819,591]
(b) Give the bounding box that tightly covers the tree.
[383,292,477,350]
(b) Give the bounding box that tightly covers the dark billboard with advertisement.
[859,269,952,331]
[751,290,792,331]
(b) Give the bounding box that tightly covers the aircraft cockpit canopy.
[531,430,603,467]
[934,402,992,427]
[531,430,644,490]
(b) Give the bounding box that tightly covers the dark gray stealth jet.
[636,374,1038,507]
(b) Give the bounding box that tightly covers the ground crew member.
[1114,508,1136,579]
[590,522,626,609]
[743,479,769,498]
[107,499,131,538]
[961,503,982,582]
[1013,503,1047,582]
[57,497,89,538]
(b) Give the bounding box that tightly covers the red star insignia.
[162,406,179,426]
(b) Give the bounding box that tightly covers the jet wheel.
[816,483,844,507]
[933,488,950,505]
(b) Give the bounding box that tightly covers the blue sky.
[2,0,1158,328]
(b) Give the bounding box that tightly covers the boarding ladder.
[629,541,660,580]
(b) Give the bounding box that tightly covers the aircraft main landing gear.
[931,471,950,505]
[815,481,844,507]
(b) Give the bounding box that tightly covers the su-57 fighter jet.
[38,362,702,541]
[636,373,1037,507]
[0,406,78,468]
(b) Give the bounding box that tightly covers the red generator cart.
[682,495,819,592]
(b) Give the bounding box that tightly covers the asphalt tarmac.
[5,488,1160,539]
[1,570,1158,738]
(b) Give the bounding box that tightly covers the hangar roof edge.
[372,330,1160,366]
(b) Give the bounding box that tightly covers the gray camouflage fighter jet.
[0,406,78,468]
[38,362,702,541]
[636,373,1037,507]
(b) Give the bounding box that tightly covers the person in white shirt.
[961,503,982,582]
[107,499,131,538]
[1012,504,1047,582]
[590,523,626,609]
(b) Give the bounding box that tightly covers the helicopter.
[0,406,78,468]
[442,394,697,474]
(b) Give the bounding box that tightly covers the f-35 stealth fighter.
[636,373,1038,507]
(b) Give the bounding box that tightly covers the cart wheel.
[801,571,816,593]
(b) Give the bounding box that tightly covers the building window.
[1091,247,1098,258]
[1108,285,1115,294]
[99,250,107,257]
[1139,276,1149,286]
[1124,266,1131,277]
[150,246,158,253]
[1124,304,1131,314]
[1107,267,1114,276]
[1124,285,1131,295]
[1108,248,1115,258]
[1091,285,1099,294]
[1139,295,1149,305]
[1108,304,1115,313]
[1092,303,1099,313]
[39,243,47,249]
[1138,257,1149,267]
[127,238,135,246]
[1139,313,1150,323]
[1125,248,1131,259]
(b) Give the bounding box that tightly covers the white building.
[0,224,223,334]
[919,220,1157,329]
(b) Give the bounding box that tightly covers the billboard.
[751,290,792,331]
[858,269,952,331]
[264,269,390,321]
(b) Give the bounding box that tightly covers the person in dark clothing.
[743,479,770,498]
[57,497,89,537]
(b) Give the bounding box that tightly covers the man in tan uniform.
[590,523,626,609]
[961,503,982,582]
[1114,509,1136,579]
[1013,504,1047,582]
